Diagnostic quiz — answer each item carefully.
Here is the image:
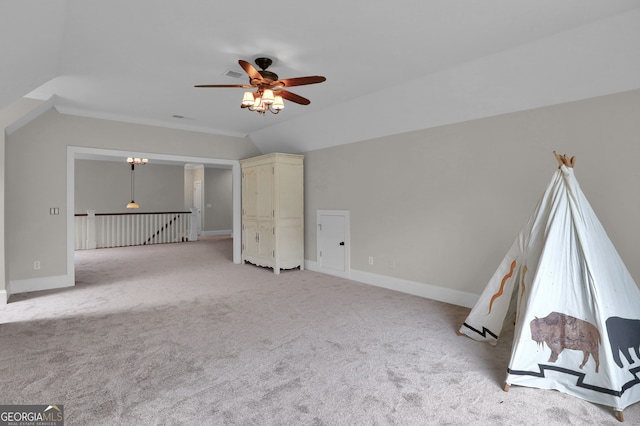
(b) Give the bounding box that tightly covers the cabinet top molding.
[240,152,303,166]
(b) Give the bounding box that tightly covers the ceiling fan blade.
[194,84,254,88]
[239,60,264,84]
[278,90,311,105]
[277,76,326,87]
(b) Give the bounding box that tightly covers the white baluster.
[85,210,97,249]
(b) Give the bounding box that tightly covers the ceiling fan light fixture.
[242,91,255,106]
[255,99,268,113]
[262,89,275,105]
[242,91,282,115]
[272,95,285,110]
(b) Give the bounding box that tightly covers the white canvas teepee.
[459,152,640,421]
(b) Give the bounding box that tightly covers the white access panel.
[317,210,350,278]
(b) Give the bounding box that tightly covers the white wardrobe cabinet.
[240,153,304,274]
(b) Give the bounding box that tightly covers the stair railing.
[74,211,193,250]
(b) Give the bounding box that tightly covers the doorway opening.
[67,146,242,288]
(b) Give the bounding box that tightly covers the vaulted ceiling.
[2,1,640,153]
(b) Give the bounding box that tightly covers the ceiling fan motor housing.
[254,57,278,81]
[254,57,273,70]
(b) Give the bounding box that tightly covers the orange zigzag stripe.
[488,260,516,314]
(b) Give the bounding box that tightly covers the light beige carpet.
[1,236,638,425]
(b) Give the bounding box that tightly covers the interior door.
[242,166,258,218]
[257,221,274,260]
[317,210,350,278]
[243,220,258,258]
[256,164,273,220]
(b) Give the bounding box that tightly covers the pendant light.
[126,157,148,208]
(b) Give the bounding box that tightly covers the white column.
[189,208,199,241]
[85,210,97,249]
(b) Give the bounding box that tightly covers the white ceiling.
[2,1,640,154]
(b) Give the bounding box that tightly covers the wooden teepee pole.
[553,151,576,168]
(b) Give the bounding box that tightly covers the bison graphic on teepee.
[458,152,640,422]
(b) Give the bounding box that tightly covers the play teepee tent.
[459,152,640,422]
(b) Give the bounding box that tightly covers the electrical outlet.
[34,261,41,270]
[368,256,373,265]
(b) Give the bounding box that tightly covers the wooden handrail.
[75,211,191,216]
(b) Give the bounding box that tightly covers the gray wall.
[0,98,49,301]
[75,160,232,233]
[5,108,259,283]
[75,160,185,214]
[3,89,639,304]
[304,89,640,300]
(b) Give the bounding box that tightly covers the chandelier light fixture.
[241,88,285,115]
[126,157,148,209]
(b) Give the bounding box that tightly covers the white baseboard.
[304,260,350,279]
[8,275,72,297]
[201,230,232,237]
[0,289,7,305]
[305,260,477,308]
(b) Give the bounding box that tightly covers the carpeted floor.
[1,236,638,425]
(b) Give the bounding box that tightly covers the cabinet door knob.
[339,241,345,246]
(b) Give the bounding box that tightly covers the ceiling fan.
[195,57,326,115]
